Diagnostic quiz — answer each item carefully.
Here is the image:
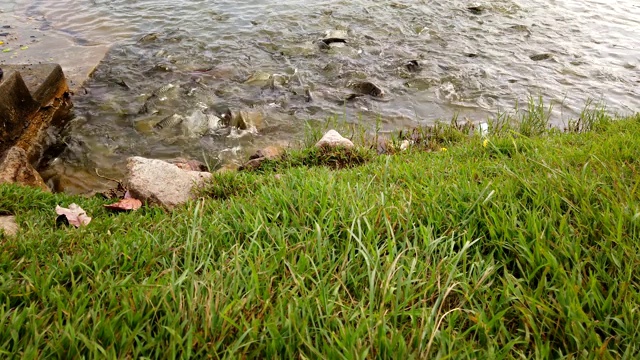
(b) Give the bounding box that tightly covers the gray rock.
[0,216,18,237]
[315,130,355,149]
[0,146,49,191]
[125,156,212,209]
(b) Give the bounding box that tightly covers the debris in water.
[405,60,422,72]
[530,53,552,61]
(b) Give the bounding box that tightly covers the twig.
[95,168,124,187]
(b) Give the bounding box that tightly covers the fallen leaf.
[55,204,91,227]
[104,198,142,211]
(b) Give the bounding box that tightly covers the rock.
[215,163,239,174]
[167,158,208,172]
[374,136,392,155]
[0,146,49,191]
[240,145,284,171]
[399,140,411,151]
[348,81,385,97]
[315,130,355,149]
[125,156,212,209]
[249,145,284,160]
[530,53,552,61]
[0,215,18,237]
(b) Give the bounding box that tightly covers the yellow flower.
[440,147,447,152]
[482,139,489,148]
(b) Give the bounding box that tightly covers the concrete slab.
[0,3,110,92]
[0,63,72,187]
[1,63,66,106]
[0,70,40,155]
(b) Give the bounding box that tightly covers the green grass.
[1,109,640,359]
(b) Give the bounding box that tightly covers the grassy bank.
[1,110,640,358]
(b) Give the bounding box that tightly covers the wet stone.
[530,53,552,61]
[348,81,385,97]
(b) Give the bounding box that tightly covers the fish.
[153,114,184,130]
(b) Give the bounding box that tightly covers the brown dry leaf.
[55,204,92,227]
[104,198,143,211]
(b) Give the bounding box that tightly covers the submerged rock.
[530,53,552,61]
[315,130,355,149]
[0,146,49,191]
[125,156,212,209]
[348,81,385,97]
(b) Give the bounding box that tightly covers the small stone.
[315,130,355,149]
[399,140,411,151]
[0,215,18,237]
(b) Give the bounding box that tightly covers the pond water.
[6,0,640,193]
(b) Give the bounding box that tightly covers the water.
[6,0,640,193]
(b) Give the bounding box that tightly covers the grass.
[1,104,640,358]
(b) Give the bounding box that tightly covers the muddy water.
[5,0,640,193]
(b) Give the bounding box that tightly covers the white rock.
[0,216,18,237]
[400,140,411,151]
[125,157,212,209]
[315,130,355,149]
